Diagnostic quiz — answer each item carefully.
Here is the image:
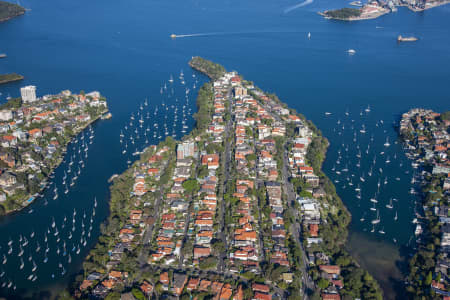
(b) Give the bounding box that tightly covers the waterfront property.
[72,58,382,300]
[320,0,450,21]
[400,109,450,298]
[0,87,108,214]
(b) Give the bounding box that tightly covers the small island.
[0,0,25,22]
[0,86,109,215]
[0,73,24,85]
[320,0,450,21]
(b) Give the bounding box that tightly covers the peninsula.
[320,0,450,21]
[399,109,450,298]
[0,0,25,23]
[71,57,381,300]
[0,86,109,215]
[0,73,24,85]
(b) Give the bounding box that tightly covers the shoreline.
[319,0,450,22]
[0,73,24,85]
[70,58,382,299]
[318,9,389,21]
[0,1,25,23]
[399,109,450,298]
[1,102,110,216]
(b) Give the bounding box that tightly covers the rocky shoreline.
[0,1,25,23]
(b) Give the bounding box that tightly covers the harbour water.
[0,0,449,298]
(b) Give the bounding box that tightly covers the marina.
[0,66,203,296]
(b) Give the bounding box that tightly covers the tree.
[183,179,200,195]
[105,292,121,300]
[425,271,433,285]
[132,288,145,300]
[440,111,450,121]
[198,165,209,178]
[246,153,257,161]
[211,239,225,254]
[317,278,329,289]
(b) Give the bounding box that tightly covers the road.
[137,161,169,267]
[281,144,315,296]
[217,86,233,273]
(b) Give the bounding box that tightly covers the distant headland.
[0,0,25,23]
[319,0,450,21]
[0,73,24,85]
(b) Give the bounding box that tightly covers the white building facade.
[20,85,37,103]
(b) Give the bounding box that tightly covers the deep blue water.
[0,0,449,298]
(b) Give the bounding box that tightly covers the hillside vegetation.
[325,7,362,19]
[0,1,25,22]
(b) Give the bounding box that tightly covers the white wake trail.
[283,0,314,14]
[173,32,222,38]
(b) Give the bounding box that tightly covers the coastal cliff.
[0,1,25,22]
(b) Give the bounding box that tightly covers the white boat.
[18,246,24,257]
[32,261,37,272]
[386,198,393,209]
[371,210,381,224]
[347,49,356,55]
[384,137,391,147]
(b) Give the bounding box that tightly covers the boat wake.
[171,29,307,39]
[283,0,314,14]
[172,32,222,38]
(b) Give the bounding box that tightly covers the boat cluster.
[0,125,98,290]
[57,126,95,200]
[119,70,199,160]
[327,105,419,243]
[0,198,98,290]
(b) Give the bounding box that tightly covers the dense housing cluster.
[74,58,382,300]
[0,88,108,214]
[400,109,450,298]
